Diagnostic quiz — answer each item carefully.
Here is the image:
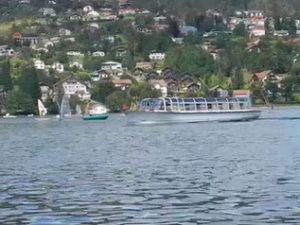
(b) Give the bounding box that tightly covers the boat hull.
[83,113,109,121]
[127,110,261,125]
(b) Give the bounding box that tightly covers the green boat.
[83,101,109,121]
[83,113,109,121]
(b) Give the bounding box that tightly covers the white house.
[52,62,64,73]
[249,19,265,37]
[86,11,100,21]
[40,84,53,102]
[149,79,168,97]
[61,78,91,100]
[0,46,14,57]
[119,8,137,16]
[70,62,83,70]
[34,59,46,70]
[92,51,105,57]
[101,61,123,76]
[40,7,56,17]
[59,28,72,36]
[149,51,165,61]
[83,5,94,13]
[101,61,122,71]
[67,51,84,56]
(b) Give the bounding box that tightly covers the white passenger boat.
[127,97,261,125]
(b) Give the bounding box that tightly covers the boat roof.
[141,97,250,103]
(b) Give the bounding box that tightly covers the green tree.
[265,80,279,103]
[233,22,248,36]
[129,82,161,102]
[106,90,131,112]
[0,59,13,91]
[281,76,294,103]
[91,81,116,103]
[18,65,41,102]
[6,88,35,115]
[165,46,215,76]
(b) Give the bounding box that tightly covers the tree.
[129,82,161,102]
[0,59,13,91]
[232,68,244,89]
[106,90,131,112]
[168,18,180,38]
[281,76,294,103]
[18,65,41,102]
[233,22,248,36]
[91,81,116,103]
[165,46,215,76]
[265,80,279,103]
[6,88,35,115]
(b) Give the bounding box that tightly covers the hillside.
[132,0,300,17]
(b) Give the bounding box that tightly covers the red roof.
[112,79,132,85]
[12,32,22,39]
[233,89,250,97]
[253,70,272,80]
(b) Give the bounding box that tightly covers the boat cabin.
[139,97,252,113]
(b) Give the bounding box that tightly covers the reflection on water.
[0,108,300,224]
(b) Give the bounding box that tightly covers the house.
[34,59,46,70]
[92,51,105,57]
[40,83,53,102]
[52,62,64,73]
[149,51,165,61]
[209,85,229,97]
[70,62,83,70]
[145,71,160,80]
[148,79,168,97]
[132,68,146,81]
[185,82,201,93]
[67,51,84,56]
[39,7,56,17]
[232,89,251,98]
[99,11,118,21]
[83,5,94,13]
[0,46,14,57]
[249,19,265,37]
[119,7,137,16]
[180,73,194,82]
[12,32,42,47]
[91,70,110,82]
[69,14,82,21]
[86,11,100,21]
[54,78,91,100]
[101,61,122,71]
[135,62,153,70]
[19,0,30,4]
[136,26,152,33]
[252,70,273,82]
[274,30,289,37]
[244,10,264,18]
[172,37,184,44]
[59,28,72,36]
[101,61,123,76]
[179,25,197,36]
[116,48,127,57]
[166,80,179,93]
[112,79,132,90]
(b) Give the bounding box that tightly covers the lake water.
[1,107,300,225]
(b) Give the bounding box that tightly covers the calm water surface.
[1,107,300,225]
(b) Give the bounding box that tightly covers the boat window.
[159,100,165,111]
[165,98,172,112]
[207,103,212,110]
[196,103,206,111]
[195,98,205,102]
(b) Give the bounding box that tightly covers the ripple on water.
[0,111,300,224]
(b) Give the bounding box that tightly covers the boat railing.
[139,97,253,113]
